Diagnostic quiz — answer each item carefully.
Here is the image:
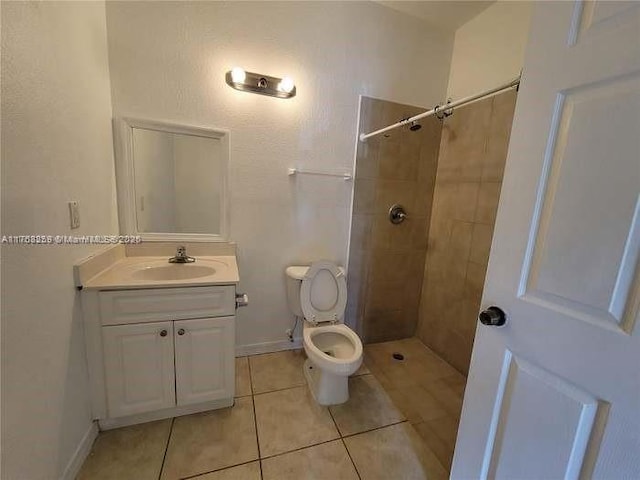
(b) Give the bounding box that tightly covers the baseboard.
[98,397,234,430]
[236,337,302,357]
[60,420,98,480]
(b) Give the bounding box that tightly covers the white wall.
[447,1,533,99]
[106,1,454,352]
[1,2,117,479]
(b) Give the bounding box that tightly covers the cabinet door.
[174,316,235,406]
[102,321,175,418]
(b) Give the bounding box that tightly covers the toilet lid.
[300,260,347,323]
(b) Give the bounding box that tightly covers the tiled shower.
[348,90,518,374]
[347,97,442,344]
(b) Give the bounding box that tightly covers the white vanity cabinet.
[82,284,237,429]
[174,316,235,406]
[102,321,176,418]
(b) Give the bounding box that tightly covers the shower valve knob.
[389,204,407,224]
[478,306,507,327]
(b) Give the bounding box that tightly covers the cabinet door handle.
[159,329,168,337]
[177,328,185,336]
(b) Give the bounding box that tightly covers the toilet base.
[303,359,349,406]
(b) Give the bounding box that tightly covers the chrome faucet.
[169,245,195,264]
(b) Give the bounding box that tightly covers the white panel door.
[174,316,235,406]
[102,321,175,418]
[453,2,640,479]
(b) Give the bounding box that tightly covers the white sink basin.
[118,258,229,283]
[130,264,217,281]
[78,251,239,289]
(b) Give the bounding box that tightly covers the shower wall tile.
[363,310,410,343]
[355,139,380,179]
[347,96,441,343]
[469,224,493,265]
[414,180,436,217]
[371,215,429,252]
[464,261,487,304]
[411,219,431,250]
[417,90,517,375]
[374,180,417,212]
[353,179,376,214]
[483,89,518,182]
[350,214,373,251]
[475,182,501,225]
[369,249,414,286]
[359,97,385,136]
[436,97,492,183]
[378,138,421,181]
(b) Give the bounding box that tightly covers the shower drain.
[392,352,404,361]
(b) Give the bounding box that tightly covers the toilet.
[285,261,363,405]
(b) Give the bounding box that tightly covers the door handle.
[177,328,185,336]
[478,306,507,327]
[159,329,168,337]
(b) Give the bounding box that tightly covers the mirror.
[115,119,228,240]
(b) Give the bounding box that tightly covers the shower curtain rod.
[359,75,521,142]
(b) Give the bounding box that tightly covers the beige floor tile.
[413,422,454,472]
[345,422,447,480]
[422,377,464,420]
[249,349,306,394]
[77,419,171,480]
[235,357,251,397]
[254,386,339,458]
[161,397,258,479]
[440,372,466,398]
[424,415,459,448]
[385,385,448,424]
[261,440,359,480]
[365,338,463,389]
[329,374,405,436]
[191,461,261,480]
[352,361,370,376]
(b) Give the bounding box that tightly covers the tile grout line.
[341,419,409,441]
[252,371,370,398]
[326,403,343,438]
[341,437,362,480]
[252,382,308,397]
[157,417,175,480]
[247,356,264,480]
[327,405,362,480]
[180,458,259,480]
[259,437,341,461]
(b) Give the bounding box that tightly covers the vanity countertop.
[81,255,239,290]
[75,243,240,290]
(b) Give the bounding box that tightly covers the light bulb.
[278,76,295,93]
[230,67,246,83]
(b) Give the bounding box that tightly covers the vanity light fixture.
[225,67,296,99]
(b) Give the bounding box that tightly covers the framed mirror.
[114,118,229,241]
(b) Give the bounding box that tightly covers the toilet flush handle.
[235,293,249,309]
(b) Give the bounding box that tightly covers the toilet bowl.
[285,261,363,405]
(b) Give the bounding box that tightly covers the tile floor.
[77,337,465,480]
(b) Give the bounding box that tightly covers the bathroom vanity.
[76,243,241,429]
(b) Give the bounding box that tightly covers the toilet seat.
[300,260,347,324]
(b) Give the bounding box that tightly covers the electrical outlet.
[68,201,80,229]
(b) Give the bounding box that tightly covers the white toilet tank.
[285,265,345,318]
